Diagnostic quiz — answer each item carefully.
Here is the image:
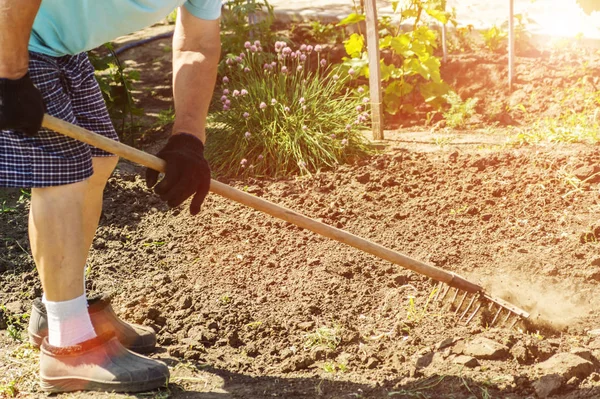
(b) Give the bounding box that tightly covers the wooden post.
[508,0,515,89]
[442,23,448,63]
[365,0,384,140]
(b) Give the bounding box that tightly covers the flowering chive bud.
[235,56,242,63]
[298,160,306,167]
[254,40,260,46]
[223,89,230,95]
[315,44,322,52]
[358,87,365,94]
[225,99,231,106]
[285,106,290,112]
[320,59,327,67]
[221,95,228,102]
[243,112,250,118]
[356,105,363,112]
[333,74,339,81]
[330,134,336,138]
[244,67,250,73]
[240,53,246,59]
[307,45,314,53]
[241,159,247,166]
[233,89,240,97]
[271,99,277,105]
[226,58,232,65]
[348,68,355,76]
[281,66,288,74]
[363,97,369,103]
[250,45,258,52]
[341,139,348,145]
[223,76,229,83]
[260,102,267,109]
[245,131,251,138]
[241,89,248,96]
[300,44,307,51]
[245,41,251,49]
[302,105,307,111]
[271,61,277,67]
[346,124,352,130]
[297,65,303,72]
[302,125,307,130]
[300,54,307,62]
[223,104,230,111]
[299,97,305,104]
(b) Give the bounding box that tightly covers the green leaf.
[390,34,412,58]
[344,33,365,58]
[425,9,449,24]
[337,13,365,26]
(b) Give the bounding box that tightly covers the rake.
[41,114,530,328]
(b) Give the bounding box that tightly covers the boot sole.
[40,375,168,393]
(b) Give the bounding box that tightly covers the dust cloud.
[478,272,598,332]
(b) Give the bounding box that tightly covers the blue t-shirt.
[29,0,222,57]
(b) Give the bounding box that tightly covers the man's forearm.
[0,0,41,78]
[172,46,220,143]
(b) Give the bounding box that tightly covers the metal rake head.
[432,282,530,329]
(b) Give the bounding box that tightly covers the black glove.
[145,133,211,215]
[0,73,44,136]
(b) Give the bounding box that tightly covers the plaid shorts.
[0,52,119,188]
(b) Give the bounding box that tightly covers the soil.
[2,23,600,399]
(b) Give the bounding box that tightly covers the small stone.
[532,374,564,398]
[436,337,457,351]
[4,301,24,315]
[536,353,594,381]
[297,321,315,331]
[415,352,434,369]
[570,347,595,363]
[179,295,192,310]
[452,355,479,368]
[356,172,370,184]
[464,337,509,360]
[366,357,380,369]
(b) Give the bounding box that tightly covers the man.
[0,0,220,393]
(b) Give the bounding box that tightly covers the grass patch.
[304,325,343,351]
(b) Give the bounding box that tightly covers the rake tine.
[502,310,512,325]
[449,288,459,308]
[454,291,469,315]
[459,295,477,322]
[509,316,520,330]
[438,284,451,302]
[433,281,444,302]
[491,307,503,326]
[465,303,482,325]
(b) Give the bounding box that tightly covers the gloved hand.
[145,133,211,215]
[0,73,44,136]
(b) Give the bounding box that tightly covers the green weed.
[304,325,343,351]
[482,25,507,52]
[442,91,478,129]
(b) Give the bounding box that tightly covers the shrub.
[206,41,372,177]
[339,0,453,115]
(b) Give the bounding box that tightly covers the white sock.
[42,293,97,347]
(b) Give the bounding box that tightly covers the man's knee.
[89,156,118,187]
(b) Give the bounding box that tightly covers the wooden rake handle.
[42,114,482,293]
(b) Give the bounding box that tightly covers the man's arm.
[0,0,41,78]
[171,6,221,143]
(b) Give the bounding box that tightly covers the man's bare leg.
[29,156,117,345]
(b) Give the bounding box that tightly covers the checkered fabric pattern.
[0,52,119,188]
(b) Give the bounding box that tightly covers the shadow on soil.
[156,358,527,399]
